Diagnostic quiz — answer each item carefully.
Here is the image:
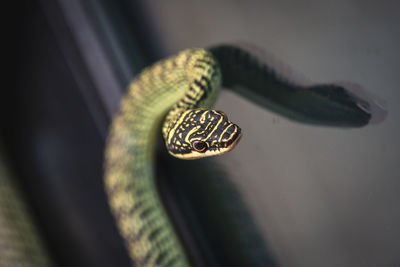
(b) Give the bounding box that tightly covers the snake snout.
[221,124,241,146]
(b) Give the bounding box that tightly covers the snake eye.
[191,140,208,152]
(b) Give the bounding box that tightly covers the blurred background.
[3,0,399,266]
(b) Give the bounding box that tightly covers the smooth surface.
[141,1,400,266]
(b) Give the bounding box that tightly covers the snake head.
[165,109,242,159]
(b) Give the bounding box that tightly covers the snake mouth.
[224,126,242,148]
[218,131,242,155]
[169,130,242,160]
[205,124,242,156]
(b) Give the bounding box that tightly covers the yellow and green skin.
[104,46,370,267]
[104,49,238,266]
[0,142,53,267]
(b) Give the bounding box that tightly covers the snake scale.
[0,143,52,267]
[104,45,370,267]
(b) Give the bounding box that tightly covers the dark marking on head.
[166,109,241,159]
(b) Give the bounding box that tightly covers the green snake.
[104,45,370,267]
[0,142,52,267]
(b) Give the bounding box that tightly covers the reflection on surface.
[142,1,399,266]
[165,156,279,267]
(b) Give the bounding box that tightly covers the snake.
[0,142,52,267]
[104,45,371,267]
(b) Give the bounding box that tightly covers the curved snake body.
[104,45,370,267]
[105,49,222,266]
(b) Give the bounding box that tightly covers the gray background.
[140,1,399,266]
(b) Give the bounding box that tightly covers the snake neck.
[162,57,222,141]
[105,44,371,267]
[104,48,221,266]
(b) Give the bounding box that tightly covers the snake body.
[105,49,225,266]
[104,45,370,267]
[0,143,52,267]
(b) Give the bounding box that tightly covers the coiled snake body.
[104,45,370,266]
